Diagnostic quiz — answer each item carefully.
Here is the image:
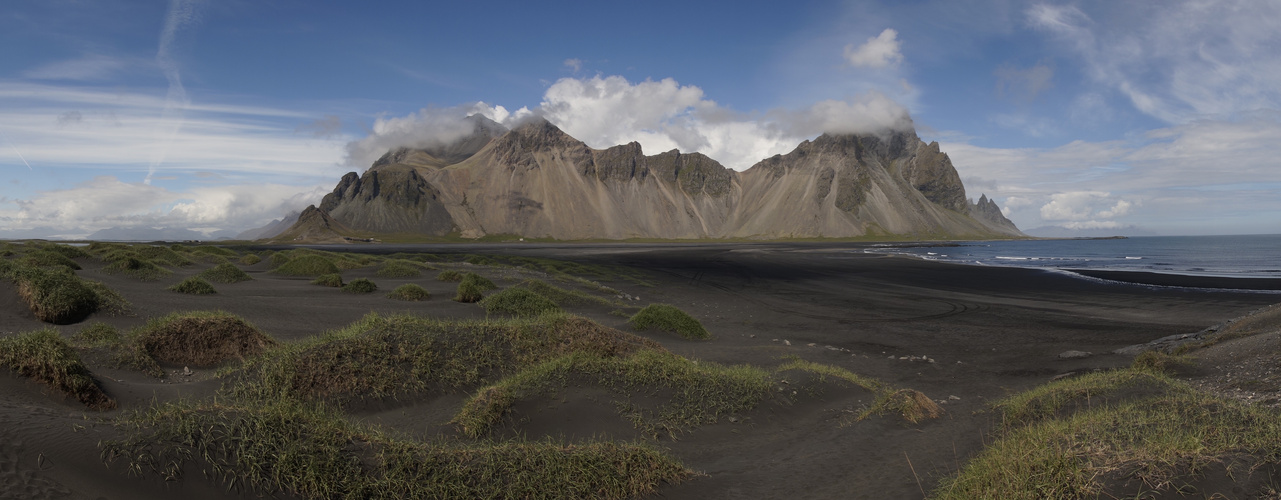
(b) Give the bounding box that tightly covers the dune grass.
[137,246,195,267]
[39,243,90,260]
[6,265,101,324]
[22,249,83,270]
[932,367,1281,499]
[341,278,378,294]
[311,273,343,287]
[268,252,291,269]
[454,349,773,439]
[239,254,262,265]
[168,276,217,295]
[375,259,430,278]
[453,273,497,303]
[436,269,464,282]
[0,328,115,409]
[387,283,431,301]
[124,311,276,376]
[627,303,711,340]
[199,262,253,283]
[272,254,341,277]
[479,287,561,317]
[517,279,617,307]
[103,256,172,281]
[101,397,690,499]
[230,312,662,406]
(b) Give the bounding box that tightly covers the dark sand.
[1,242,1278,499]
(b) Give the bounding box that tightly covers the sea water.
[871,234,1281,279]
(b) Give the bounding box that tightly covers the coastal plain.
[1,241,1278,499]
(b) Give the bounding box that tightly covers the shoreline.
[1065,268,1281,291]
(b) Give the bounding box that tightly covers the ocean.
[870,234,1281,279]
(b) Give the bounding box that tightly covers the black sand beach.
[1,242,1277,499]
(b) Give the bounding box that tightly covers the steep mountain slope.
[283,118,1021,242]
[267,205,355,244]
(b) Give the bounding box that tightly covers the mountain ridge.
[273,117,1022,242]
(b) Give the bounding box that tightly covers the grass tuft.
[132,311,276,369]
[311,273,343,287]
[341,278,378,294]
[198,262,253,283]
[375,259,427,278]
[517,279,617,307]
[103,256,172,281]
[272,254,341,277]
[167,276,217,295]
[102,398,690,499]
[0,328,115,409]
[933,368,1281,499]
[387,283,431,301]
[239,254,262,265]
[22,249,82,270]
[9,265,100,324]
[436,269,464,282]
[137,246,195,267]
[479,287,561,316]
[627,303,711,340]
[453,273,497,303]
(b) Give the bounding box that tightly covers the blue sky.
[3,0,1280,238]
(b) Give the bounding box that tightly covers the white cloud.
[0,176,327,237]
[843,29,903,68]
[1028,1,1281,123]
[538,75,912,170]
[349,75,914,172]
[563,58,583,73]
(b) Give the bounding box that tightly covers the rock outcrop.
[277,117,1023,242]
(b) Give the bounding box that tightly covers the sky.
[3,0,1281,238]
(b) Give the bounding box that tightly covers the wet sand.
[1,242,1277,499]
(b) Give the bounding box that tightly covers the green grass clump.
[517,279,616,307]
[130,311,276,371]
[22,249,82,270]
[311,273,343,287]
[452,273,498,303]
[268,252,291,269]
[73,322,122,347]
[167,276,217,295]
[233,312,662,406]
[273,254,341,277]
[102,398,690,499]
[0,328,115,409]
[9,265,100,324]
[479,287,561,317]
[454,349,772,438]
[40,243,90,259]
[387,283,431,301]
[341,278,378,294]
[199,262,253,283]
[627,303,711,340]
[136,246,194,267]
[186,245,238,257]
[775,358,939,424]
[1131,350,1195,375]
[932,369,1281,499]
[239,254,262,265]
[103,256,172,281]
[375,259,425,278]
[83,279,130,316]
[436,269,464,282]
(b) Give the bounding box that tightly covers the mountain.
[88,226,206,241]
[268,205,355,244]
[235,210,301,240]
[278,117,1021,242]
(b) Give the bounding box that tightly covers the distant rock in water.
[270,117,1024,242]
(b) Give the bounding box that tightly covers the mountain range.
[260,116,1021,242]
